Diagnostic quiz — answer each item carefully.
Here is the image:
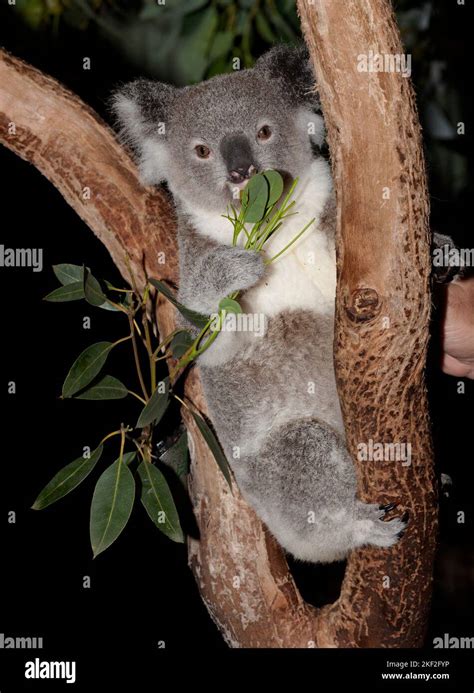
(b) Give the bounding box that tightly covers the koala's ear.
[253,43,321,111]
[110,79,177,185]
[296,106,326,149]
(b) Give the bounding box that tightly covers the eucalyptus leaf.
[265,3,296,40]
[218,297,242,314]
[207,55,233,77]
[84,269,108,307]
[241,11,253,67]
[97,300,121,312]
[136,378,170,428]
[264,170,284,207]
[172,6,218,84]
[103,282,133,311]
[255,12,277,43]
[235,7,249,35]
[242,173,270,223]
[170,331,195,358]
[276,0,297,13]
[160,431,189,478]
[191,411,232,488]
[138,461,184,543]
[53,263,85,286]
[75,375,128,400]
[149,278,209,328]
[51,264,118,310]
[62,341,113,398]
[43,282,84,302]
[122,452,137,467]
[276,0,300,29]
[32,446,103,510]
[90,456,136,558]
[208,30,233,62]
[17,0,46,29]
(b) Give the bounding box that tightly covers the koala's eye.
[257,125,272,141]
[195,144,211,159]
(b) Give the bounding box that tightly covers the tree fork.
[0,0,436,647]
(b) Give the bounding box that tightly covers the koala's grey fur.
[112,44,407,563]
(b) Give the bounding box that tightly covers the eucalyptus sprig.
[35,260,232,558]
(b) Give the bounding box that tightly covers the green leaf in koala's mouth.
[263,170,284,207]
[241,170,285,224]
[241,173,270,223]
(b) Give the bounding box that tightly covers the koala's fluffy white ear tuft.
[296,107,326,148]
[110,80,177,185]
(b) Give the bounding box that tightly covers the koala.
[113,44,408,563]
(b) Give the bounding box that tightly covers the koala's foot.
[236,417,410,563]
[352,501,408,549]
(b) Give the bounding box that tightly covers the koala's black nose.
[220,133,258,183]
[228,165,257,184]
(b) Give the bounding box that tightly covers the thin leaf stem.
[128,390,147,405]
[124,254,141,301]
[118,425,126,465]
[172,393,190,411]
[265,218,315,264]
[105,284,133,294]
[112,335,133,348]
[152,329,181,359]
[133,318,144,339]
[141,312,156,393]
[99,429,122,446]
[105,298,128,313]
[132,438,147,462]
[128,314,149,401]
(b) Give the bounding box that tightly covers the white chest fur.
[184,159,336,318]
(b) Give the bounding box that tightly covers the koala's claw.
[354,501,409,549]
[379,502,397,513]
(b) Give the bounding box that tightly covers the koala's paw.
[352,501,408,549]
[228,248,266,291]
[432,232,467,284]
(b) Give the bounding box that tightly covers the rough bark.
[298,0,437,646]
[0,0,436,648]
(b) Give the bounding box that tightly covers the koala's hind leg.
[241,418,407,564]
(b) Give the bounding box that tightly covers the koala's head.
[112,45,325,214]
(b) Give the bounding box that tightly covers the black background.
[0,0,473,688]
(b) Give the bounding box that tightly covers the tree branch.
[298,0,437,646]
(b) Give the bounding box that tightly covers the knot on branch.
[345,288,381,323]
